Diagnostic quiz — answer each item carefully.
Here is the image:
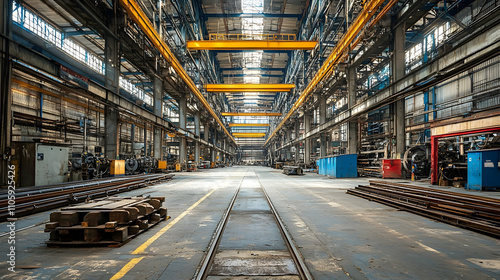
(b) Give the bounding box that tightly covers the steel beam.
[118,0,236,144]
[186,40,317,51]
[222,112,282,117]
[204,13,302,18]
[205,83,294,92]
[265,0,390,146]
[233,133,266,138]
[229,123,270,127]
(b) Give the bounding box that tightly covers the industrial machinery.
[403,145,430,179]
[81,153,110,180]
[125,156,158,174]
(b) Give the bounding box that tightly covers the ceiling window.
[241,0,264,13]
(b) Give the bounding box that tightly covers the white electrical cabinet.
[12,142,69,187]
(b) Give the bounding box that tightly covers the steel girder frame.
[186,40,317,51]
[265,0,396,146]
[222,112,282,117]
[119,0,236,144]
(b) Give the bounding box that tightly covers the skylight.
[240,0,265,93]
[241,0,264,13]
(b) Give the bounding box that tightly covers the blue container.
[467,149,500,191]
[318,154,358,178]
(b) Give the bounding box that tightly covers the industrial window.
[119,77,153,106]
[434,23,450,45]
[12,1,104,74]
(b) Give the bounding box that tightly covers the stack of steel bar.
[46,196,168,246]
[347,180,500,238]
[0,174,174,221]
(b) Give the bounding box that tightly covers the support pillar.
[0,0,12,185]
[304,110,311,164]
[294,118,300,162]
[194,113,200,165]
[131,124,135,155]
[105,107,119,159]
[211,126,216,163]
[320,133,327,157]
[153,127,161,159]
[393,23,406,159]
[347,66,358,154]
[153,76,162,117]
[104,7,120,160]
[143,125,148,156]
[179,96,187,164]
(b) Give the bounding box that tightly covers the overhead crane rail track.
[209,33,297,41]
[0,174,173,221]
[194,177,312,279]
[347,180,500,238]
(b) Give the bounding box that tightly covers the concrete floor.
[1,166,499,279]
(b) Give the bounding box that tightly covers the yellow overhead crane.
[264,0,398,146]
[187,33,317,51]
[229,123,270,127]
[232,133,266,138]
[118,0,236,144]
[222,112,282,117]
[205,84,294,92]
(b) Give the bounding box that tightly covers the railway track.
[347,180,500,238]
[0,173,174,221]
[193,175,312,280]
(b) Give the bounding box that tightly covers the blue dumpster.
[318,154,358,178]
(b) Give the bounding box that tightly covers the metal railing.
[209,33,296,41]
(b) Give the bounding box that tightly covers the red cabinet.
[382,159,402,179]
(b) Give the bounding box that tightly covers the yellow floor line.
[109,188,216,280]
[110,257,144,280]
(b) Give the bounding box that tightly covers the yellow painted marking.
[110,257,144,280]
[109,188,216,280]
[133,188,217,254]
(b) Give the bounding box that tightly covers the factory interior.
[1,0,500,279]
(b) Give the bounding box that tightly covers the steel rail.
[348,188,500,238]
[118,0,236,145]
[261,185,314,280]
[355,185,500,221]
[265,0,392,146]
[193,187,241,280]
[369,181,500,206]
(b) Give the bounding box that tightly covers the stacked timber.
[347,180,500,238]
[46,196,168,246]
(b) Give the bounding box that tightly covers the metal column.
[153,127,161,159]
[194,113,200,165]
[0,0,12,185]
[393,23,406,159]
[319,94,327,157]
[105,107,119,159]
[304,110,311,164]
[153,76,162,117]
[179,96,187,164]
[104,6,120,159]
[294,118,300,162]
[347,65,358,154]
[143,125,148,156]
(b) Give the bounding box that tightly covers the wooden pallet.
[46,196,168,246]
